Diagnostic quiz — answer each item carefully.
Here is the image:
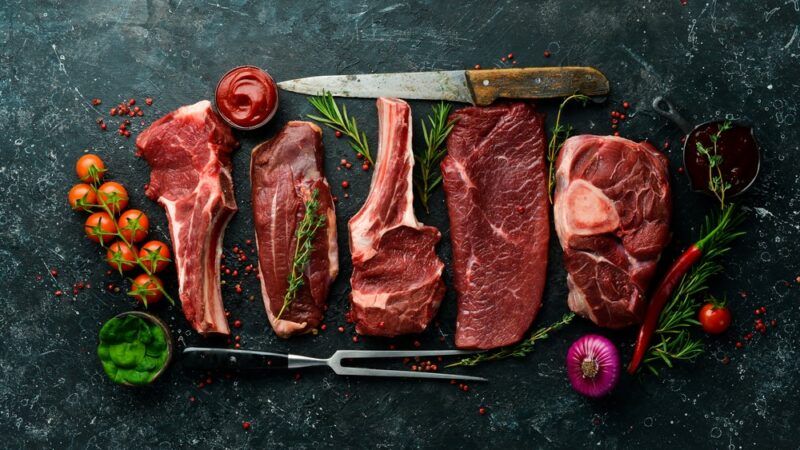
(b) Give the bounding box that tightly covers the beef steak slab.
[442,102,550,350]
[250,121,338,338]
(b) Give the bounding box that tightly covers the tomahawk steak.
[554,135,671,329]
[349,98,445,337]
[136,100,237,335]
[442,102,550,350]
[251,121,338,338]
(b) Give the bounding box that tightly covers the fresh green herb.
[97,314,170,386]
[446,313,575,368]
[307,91,373,164]
[414,102,456,213]
[277,189,326,320]
[695,120,733,209]
[643,205,745,375]
[547,94,590,202]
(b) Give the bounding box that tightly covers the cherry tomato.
[699,303,732,335]
[129,273,164,305]
[68,183,97,210]
[117,209,149,243]
[84,212,117,244]
[75,154,106,183]
[106,241,138,272]
[97,181,129,214]
[139,240,171,273]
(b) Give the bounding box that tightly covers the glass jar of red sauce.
[215,66,278,130]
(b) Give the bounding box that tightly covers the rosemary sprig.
[414,102,456,213]
[695,120,732,209]
[547,93,590,202]
[307,91,373,164]
[643,205,745,375]
[277,189,326,320]
[446,313,575,368]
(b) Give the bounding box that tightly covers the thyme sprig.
[414,102,456,213]
[446,313,575,368]
[277,189,326,320]
[547,93,590,202]
[308,91,373,164]
[643,205,745,375]
[696,120,733,208]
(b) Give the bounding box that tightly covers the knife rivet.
[482,79,489,86]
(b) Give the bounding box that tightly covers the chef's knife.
[278,67,609,106]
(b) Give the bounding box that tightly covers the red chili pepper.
[627,206,742,374]
[627,244,702,374]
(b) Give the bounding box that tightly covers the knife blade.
[278,67,609,106]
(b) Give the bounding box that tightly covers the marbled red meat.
[136,100,237,335]
[349,98,445,337]
[442,102,550,350]
[554,135,671,329]
[250,121,338,338]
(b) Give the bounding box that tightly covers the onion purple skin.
[566,334,620,398]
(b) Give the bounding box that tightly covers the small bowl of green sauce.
[97,311,174,386]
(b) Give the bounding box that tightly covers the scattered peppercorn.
[233,319,242,328]
[543,50,551,57]
[242,421,251,431]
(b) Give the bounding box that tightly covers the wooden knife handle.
[465,67,609,106]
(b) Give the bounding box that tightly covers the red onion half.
[566,334,620,398]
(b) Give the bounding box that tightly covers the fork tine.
[332,349,482,359]
[333,366,488,382]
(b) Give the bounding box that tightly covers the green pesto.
[97,315,169,386]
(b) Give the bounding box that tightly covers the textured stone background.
[1,0,799,448]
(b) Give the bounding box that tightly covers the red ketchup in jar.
[215,66,278,130]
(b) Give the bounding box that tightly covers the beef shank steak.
[554,135,671,329]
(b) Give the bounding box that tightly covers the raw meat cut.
[442,102,550,350]
[349,98,445,337]
[250,121,338,338]
[554,135,671,329]
[136,100,237,335]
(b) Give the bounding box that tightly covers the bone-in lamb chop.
[250,121,338,337]
[136,100,237,335]
[349,97,445,337]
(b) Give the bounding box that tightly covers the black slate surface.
[2,1,799,448]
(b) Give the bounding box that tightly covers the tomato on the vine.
[139,240,171,273]
[129,274,164,305]
[106,241,138,272]
[118,209,149,243]
[97,181,129,214]
[84,212,117,244]
[68,183,97,210]
[699,301,732,335]
[76,154,106,183]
